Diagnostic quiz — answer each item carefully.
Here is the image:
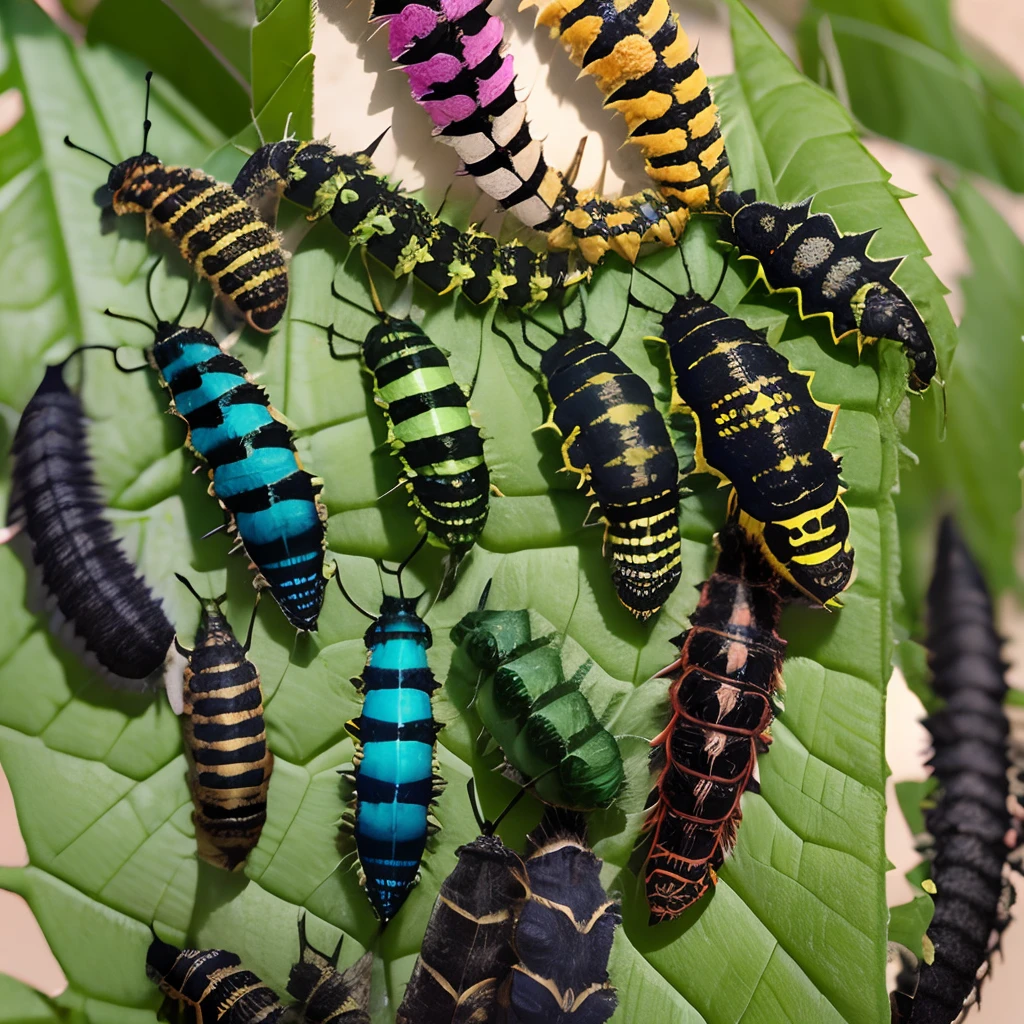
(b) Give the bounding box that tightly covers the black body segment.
[287,917,372,1024]
[655,294,853,606]
[149,323,328,630]
[146,937,288,1023]
[539,328,681,618]
[642,524,785,920]
[396,833,527,1023]
[182,599,273,871]
[507,811,619,1023]
[5,363,175,684]
[900,519,1013,1023]
[718,189,937,391]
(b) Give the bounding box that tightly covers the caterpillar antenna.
[380,534,428,597]
[63,135,114,168]
[332,561,376,621]
[141,71,153,154]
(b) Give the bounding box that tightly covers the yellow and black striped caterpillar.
[175,576,273,872]
[65,73,288,332]
[524,0,730,208]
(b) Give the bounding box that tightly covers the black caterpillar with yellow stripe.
[232,140,689,307]
[287,917,372,1024]
[499,318,682,619]
[718,189,937,391]
[642,286,854,606]
[176,576,273,872]
[524,0,730,208]
[65,74,288,333]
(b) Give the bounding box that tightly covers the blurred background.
[3,0,1023,1018]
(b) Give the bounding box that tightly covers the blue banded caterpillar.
[396,781,528,1024]
[106,276,328,631]
[635,266,854,606]
[65,73,288,333]
[320,274,490,598]
[336,542,444,924]
[451,595,624,809]
[174,575,273,872]
[494,306,682,619]
[523,0,730,208]
[3,353,182,694]
[506,810,619,1023]
[641,524,784,921]
[892,519,1014,1023]
[288,916,372,1024]
[718,189,937,391]
[231,140,689,306]
[146,936,289,1022]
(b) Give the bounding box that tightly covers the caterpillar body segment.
[507,811,619,1023]
[287,917,372,1024]
[450,608,624,809]
[5,361,180,689]
[148,324,328,630]
[355,311,489,590]
[348,593,443,923]
[179,590,273,871]
[653,293,853,606]
[372,0,572,230]
[642,524,784,920]
[536,329,682,619]
[523,0,730,208]
[396,832,527,1023]
[146,938,289,1022]
[718,189,937,391]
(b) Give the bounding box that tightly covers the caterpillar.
[641,523,785,922]
[523,0,730,209]
[450,601,624,809]
[640,282,854,606]
[3,356,181,692]
[231,140,689,307]
[107,287,328,631]
[506,809,619,1023]
[323,279,489,598]
[175,576,273,872]
[338,553,444,924]
[371,0,571,231]
[717,189,937,392]
[496,314,682,619]
[896,518,1013,1023]
[146,936,288,1022]
[65,74,287,333]
[396,786,528,1024]
[287,916,373,1024]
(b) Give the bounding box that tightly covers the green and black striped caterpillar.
[718,189,937,391]
[231,139,690,308]
[66,73,288,332]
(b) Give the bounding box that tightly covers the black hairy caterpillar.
[524,0,729,209]
[3,356,181,692]
[718,189,937,391]
[642,523,784,921]
[506,809,619,1023]
[65,73,288,333]
[895,518,1014,1023]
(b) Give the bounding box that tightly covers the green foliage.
[0,0,964,1021]
[798,0,1024,191]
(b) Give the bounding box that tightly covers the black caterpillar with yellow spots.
[644,288,854,606]
[175,576,273,872]
[232,139,690,307]
[718,189,937,391]
[65,74,288,333]
[524,0,730,209]
[287,917,372,1024]
[496,317,682,619]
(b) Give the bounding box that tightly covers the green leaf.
[797,0,1024,191]
[0,1,941,1021]
[896,177,1024,621]
[0,974,63,1024]
[888,895,934,961]
[895,780,933,840]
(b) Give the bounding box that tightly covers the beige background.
[2,0,1023,1018]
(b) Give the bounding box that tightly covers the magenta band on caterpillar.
[369,0,572,230]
